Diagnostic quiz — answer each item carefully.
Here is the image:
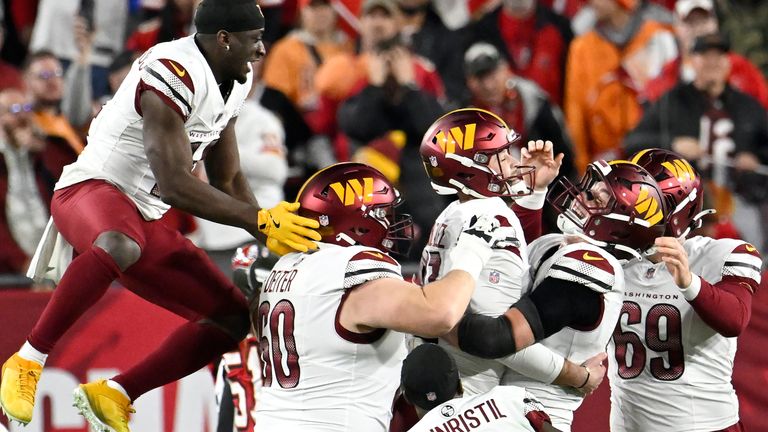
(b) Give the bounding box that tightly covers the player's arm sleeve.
[457,277,603,359]
[511,189,546,243]
[684,244,762,337]
[343,251,404,289]
[497,343,566,384]
[136,58,195,120]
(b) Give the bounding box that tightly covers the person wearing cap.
[467,0,573,106]
[564,0,677,173]
[262,0,353,112]
[625,32,768,252]
[641,0,768,110]
[463,42,575,183]
[401,344,562,432]
[316,0,445,259]
[0,1,323,431]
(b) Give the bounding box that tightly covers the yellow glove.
[258,201,321,253]
[266,237,296,256]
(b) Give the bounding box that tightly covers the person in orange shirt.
[564,0,676,173]
[262,0,354,113]
[23,51,84,156]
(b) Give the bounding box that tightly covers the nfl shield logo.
[489,271,500,284]
[645,267,656,279]
[319,215,330,226]
[427,392,437,401]
[429,155,438,167]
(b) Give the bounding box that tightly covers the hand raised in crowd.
[671,136,702,161]
[73,16,94,64]
[733,151,761,172]
[387,46,415,87]
[367,50,389,87]
[521,139,564,190]
[654,237,693,288]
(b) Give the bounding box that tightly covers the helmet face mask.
[421,108,535,199]
[548,160,667,259]
[297,162,414,256]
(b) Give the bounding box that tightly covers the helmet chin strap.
[556,214,644,260]
[678,208,716,239]
[336,232,357,246]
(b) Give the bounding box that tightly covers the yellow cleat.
[73,380,135,432]
[0,352,43,425]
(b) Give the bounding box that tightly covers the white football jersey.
[419,198,536,394]
[56,35,252,220]
[254,243,407,431]
[407,386,550,432]
[609,236,762,432]
[502,234,625,432]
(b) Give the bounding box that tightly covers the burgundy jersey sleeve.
[135,58,195,120]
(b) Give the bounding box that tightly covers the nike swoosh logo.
[364,251,384,259]
[169,61,186,77]
[583,252,605,261]
[746,244,756,252]
[270,214,280,229]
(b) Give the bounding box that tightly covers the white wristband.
[515,188,547,210]
[680,273,702,301]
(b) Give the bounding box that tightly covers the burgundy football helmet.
[296,162,414,255]
[420,108,535,198]
[631,149,714,238]
[548,160,667,259]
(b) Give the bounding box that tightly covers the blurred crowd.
[1,0,767,279]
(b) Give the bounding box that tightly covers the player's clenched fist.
[257,201,321,253]
[447,215,520,279]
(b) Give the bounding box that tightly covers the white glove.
[448,215,520,279]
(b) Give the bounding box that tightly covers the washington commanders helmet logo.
[435,123,476,154]
[661,159,696,182]
[634,185,664,226]
[329,177,374,206]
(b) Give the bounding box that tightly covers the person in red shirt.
[641,0,768,109]
[468,0,573,105]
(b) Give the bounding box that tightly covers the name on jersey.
[188,130,220,142]
[262,269,298,293]
[428,398,507,432]
[624,291,679,300]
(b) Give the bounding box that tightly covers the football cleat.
[73,380,135,432]
[0,352,43,425]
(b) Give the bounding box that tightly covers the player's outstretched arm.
[339,214,507,337]
[455,276,602,358]
[141,92,319,251]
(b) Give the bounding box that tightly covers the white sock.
[106,380,130,400]
[18,341,47,366]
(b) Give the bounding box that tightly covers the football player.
[402,343,561,432]
[607,149,763,432]
[418,108,602,398]
[0,1,320,431]
[254,162,511,431]
[495,160,667,431]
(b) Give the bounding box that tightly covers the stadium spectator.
[463,42,575,181]
[468,0,573,105]
[642,0,768,109]
[564,0,676,173]
[0,17,24,91]
[23,51,84,157]
[29,0,128,99]
[396,0,466,104]
[402,343,562,432]
[717,0,768,78]
[262,0,353,113]
[125,0,197,54]
[624,33,768,250]
[0,88,50,275]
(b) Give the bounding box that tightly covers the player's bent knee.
[205,310,251,342]
[93,231,142,271]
